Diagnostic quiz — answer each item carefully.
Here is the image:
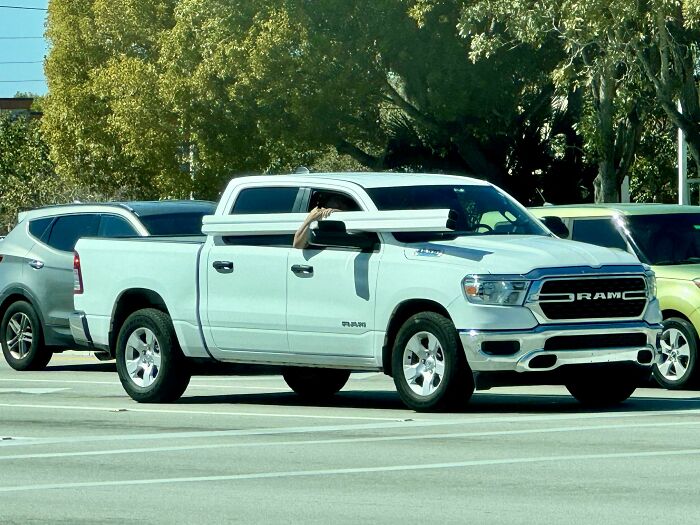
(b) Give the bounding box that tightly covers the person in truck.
[293,192,359,249]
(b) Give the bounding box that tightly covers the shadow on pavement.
[175,389,700,414]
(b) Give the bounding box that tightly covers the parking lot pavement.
[2,353,700,524]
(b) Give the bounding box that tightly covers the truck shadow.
[175,390,700,414]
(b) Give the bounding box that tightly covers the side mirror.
[540,216,570,238]
[309,220,377,250]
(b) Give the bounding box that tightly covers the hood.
[404,235,641,275]
[653,264,700,281]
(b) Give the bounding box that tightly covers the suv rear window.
[47,214,100,252]
[28,217,53,241]
[231,187,300,214]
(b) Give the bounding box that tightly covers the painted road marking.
[1,405,700,449]
[2,448,700,493]
[0,388,69,394]
[0,378,289,391]
[2,419,700,461]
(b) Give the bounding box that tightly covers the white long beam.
[201,209,455,236]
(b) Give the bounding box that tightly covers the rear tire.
[391,312,474,412]
[282,367,350,399]
[565,371,638,407]
[1,301,51,371]
[653,318,698,390]
[116,308,190,403]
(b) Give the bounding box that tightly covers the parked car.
[531,204,700,389]
[0,200,216,371]
[71,174,660,411]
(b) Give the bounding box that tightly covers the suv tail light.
[73,251,83,294]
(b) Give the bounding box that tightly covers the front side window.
[99,215,138,238]
[571,218,628,251]
[231,187,301,214]
[366,185,547,242]
[138,213,209,236]
[47,214,100,252]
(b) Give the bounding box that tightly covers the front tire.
[566,371,638,407]
[1,301,51,371]
[391,312,474,412]
[282,367,350,399]
[653,318,698,390]
[116,308,190,403]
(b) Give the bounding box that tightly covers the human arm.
[293,207,335,249]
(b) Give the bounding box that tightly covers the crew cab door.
[203,186,303,355]
[287,188,380,358]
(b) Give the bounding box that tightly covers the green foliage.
[39,0,699,204]
[0,114,65,233]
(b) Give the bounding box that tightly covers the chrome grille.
[535,277,647,320]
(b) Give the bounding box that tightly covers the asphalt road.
[1,352,700,524]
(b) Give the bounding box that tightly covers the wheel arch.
[109,289,170,354]
[381,299,453,377]
[0,287,47,343]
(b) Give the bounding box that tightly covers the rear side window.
[99,215,138,238]
[28,217,53,241]
[572,218,628,251]
[47,214,100,252]
[232,187,300,214]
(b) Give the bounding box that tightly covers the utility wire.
[0,5,47,11]
[0,79,45,82]
[0,36,44,39]
[0,60,42,64]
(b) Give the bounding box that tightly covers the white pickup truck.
[71,173,662,411]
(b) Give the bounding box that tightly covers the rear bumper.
[69,311,94,349]
[459,321,662,373]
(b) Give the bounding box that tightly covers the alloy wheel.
[124,327,162,388]
[5,312,33,360]
[402,331,446,397]
[657,327,691,382]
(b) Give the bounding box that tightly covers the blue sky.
[0,1,49,98]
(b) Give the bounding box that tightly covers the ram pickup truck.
[71,173,662,411]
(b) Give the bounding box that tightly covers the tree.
[0,114,65,233]
[458,0,652,203]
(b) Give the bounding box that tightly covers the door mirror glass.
[540,216,570,238]
[309,220,377,250]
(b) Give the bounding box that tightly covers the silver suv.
[0,200,215,370]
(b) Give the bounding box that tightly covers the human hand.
[308,207,334,222]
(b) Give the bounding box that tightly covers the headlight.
[463,276,530,305]
[645,272,657,299]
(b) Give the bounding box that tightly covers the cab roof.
[258,172,490,189]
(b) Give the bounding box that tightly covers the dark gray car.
[0,200,215,370]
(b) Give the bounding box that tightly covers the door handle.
[28,260,44,270]
[212,260,234,273]
[291,264,314,276]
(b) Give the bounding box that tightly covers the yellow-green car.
[531,204,700,389]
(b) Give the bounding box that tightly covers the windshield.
[625,213,700,265]
[138,212,210,236]
[367,185,548,242]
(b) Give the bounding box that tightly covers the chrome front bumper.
[460,321,662,373]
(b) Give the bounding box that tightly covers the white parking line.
[2,448,700,493]
[2,404,700,449]
[2,420,700,461]
[0,377,289,391]
[0,402,407,424]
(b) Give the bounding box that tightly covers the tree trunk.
[594,159,619,203]
[591,64,618,203]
